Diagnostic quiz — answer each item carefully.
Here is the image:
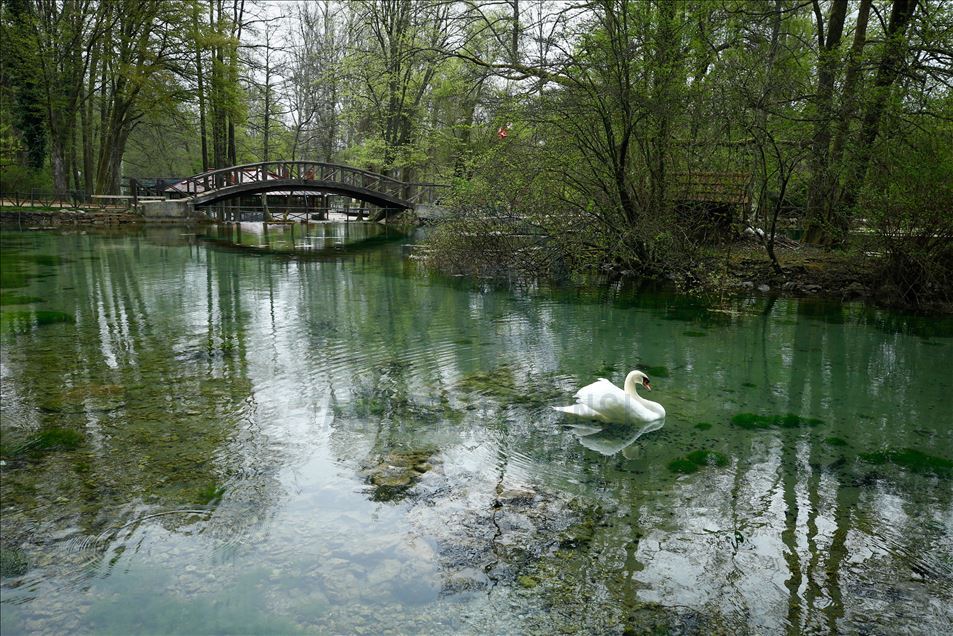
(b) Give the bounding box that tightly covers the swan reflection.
[570,419,665,457]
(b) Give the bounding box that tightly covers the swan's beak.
[642,377,652,391]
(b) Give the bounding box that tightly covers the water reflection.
[1,226,951,634]
[570,419,665,457]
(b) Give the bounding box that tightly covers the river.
[1,223,951,634]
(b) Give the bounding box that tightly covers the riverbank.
[0,205,218,228]
[5,211,949,314]
[0,208,144,228]
[688,238,952,314]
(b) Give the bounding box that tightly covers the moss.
[518,575,539,589]
[824,436,849,447]
[668,459,699,474]
[859,448,953,478]
[741,382,757,388]
[686,449,729,467]
[731,412,824,430]
[694,422,713,431]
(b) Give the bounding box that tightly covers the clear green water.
[1,224,951,634]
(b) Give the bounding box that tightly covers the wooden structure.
[166,161,448,214]
[671,171,751,207]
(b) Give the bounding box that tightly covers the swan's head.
[625,370,652,392]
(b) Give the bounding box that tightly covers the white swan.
[553,370,666,423]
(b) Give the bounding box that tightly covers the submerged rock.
[362,448,438,502]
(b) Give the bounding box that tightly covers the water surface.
[1,224,951,634]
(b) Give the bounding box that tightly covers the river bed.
[1,223,951,634]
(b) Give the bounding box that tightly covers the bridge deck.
[164,161,447,211]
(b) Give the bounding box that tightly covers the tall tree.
[805,0,848,243]
[842,0,919,208]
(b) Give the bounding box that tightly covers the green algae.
[668,458,699,474]
[38,383,125,414]
[0,546,29,578]
[33,427,84,451]
[637,365,670,378]
[824,436,849,447]
[0,309,74,332]
[193,483,226,505]
[22,254,70,267]
[591,362,617,378]
[731,412,824,430]
[682,330,707,337]
[694,422,713,431]
[3,426,85,459]
[686,449,729,467]
[459,364,563,409]
[350,360,461,423]
[0,292,44,306]
[670,449,729,474]
[859,448,953,478]
[363,448,437,502]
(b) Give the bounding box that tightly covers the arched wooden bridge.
[166,161,447,211]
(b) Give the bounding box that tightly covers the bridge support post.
[261,192,271,222]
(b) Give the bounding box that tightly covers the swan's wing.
[574,380,638,423]
[553,403,608,421]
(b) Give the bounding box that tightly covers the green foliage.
[0,164,53,192]
[0,0,47,169]
[859,117,953,308]
[686,450,729,467]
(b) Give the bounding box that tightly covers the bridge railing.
[169,161,447,205]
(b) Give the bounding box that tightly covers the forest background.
[1,0,951,308]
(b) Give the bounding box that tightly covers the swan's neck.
[624,377,650,405]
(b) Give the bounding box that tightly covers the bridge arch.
[167,161,445,212]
